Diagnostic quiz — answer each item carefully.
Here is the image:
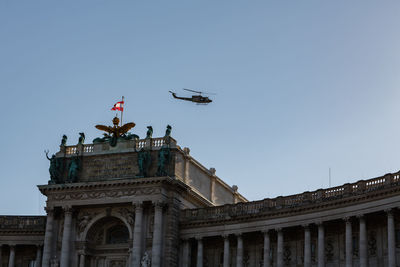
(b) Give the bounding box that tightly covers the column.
[79,254,85,267]
[276,228,283,267]
[151,202,164,267]
[236,234,243,267]
[181,239,190,267]
[358,215,367,267]
[223,235,230,267]
[387,210,395,267]
[304,225,311,267]
[344,217,352,267]
[317,223,325,267]
[0,245,3,267]
[42,208,54,267]
[60,206,73,267]
[196,237,203,267]
[8,245,15,267]
[132,202,143,267]
[35,245,42,267]
[263,231,270,267]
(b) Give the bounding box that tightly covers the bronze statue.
[61,135,67,146]
[157,146,170,176]
[146,126,153,139]
[45,150,63,184]
[137,149,151,177]
[165,125,172,137]
[67,157,80,182]
[78,132,85,144]
[95,117,136,147]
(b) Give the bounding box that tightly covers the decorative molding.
[48,187,162,202]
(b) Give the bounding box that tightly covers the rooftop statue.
[78,132,85,144]
[45,150,63,184]
[61,135,67,146]
[146,126,153,139]
[94,117,136,147]
[165,125,172,137]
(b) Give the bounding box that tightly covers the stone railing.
[0,216,46,231]
[181,171,400,222]
[64,137,175,155]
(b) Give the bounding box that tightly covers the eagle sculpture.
[94,117,136,146]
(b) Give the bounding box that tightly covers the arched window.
[106,224,129,244]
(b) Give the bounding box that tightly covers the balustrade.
[181,171,400,222]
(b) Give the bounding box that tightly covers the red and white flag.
[111,101,124,111]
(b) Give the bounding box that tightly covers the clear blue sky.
[1,1,400,215]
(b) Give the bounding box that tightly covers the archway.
[85,216,130,267]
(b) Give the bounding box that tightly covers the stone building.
[0,121,399,267]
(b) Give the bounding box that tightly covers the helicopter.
[169,88,214,104]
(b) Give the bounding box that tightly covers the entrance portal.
[85,216,130,267]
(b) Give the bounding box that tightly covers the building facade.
[0,123,399,267]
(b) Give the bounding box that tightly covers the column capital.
[356,214,365,219]
[343,216,352,222]
[385,208,394,216]
[63,206,73,214]
[222,234,230,239]
[302,224,310,229]
[262,229,270,235]
[195,236,203,241]
[235,233,243,238]
[133,202,143,211]
[315,220,324,226]
[275,227,282,232]
[153,200,166,209]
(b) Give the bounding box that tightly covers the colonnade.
[0,244,42,267]
[41,201,166,267]
[185,210,397,267]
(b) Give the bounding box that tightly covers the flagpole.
[120,96,124,126]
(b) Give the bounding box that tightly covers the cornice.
[38,176,177,195]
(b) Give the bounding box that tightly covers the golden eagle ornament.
[94,117,137,147]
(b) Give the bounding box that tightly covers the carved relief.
[77,210,99,234]
[117,208,134,225]
[283,245,291,265]
[368,231,377,256]
[325,238,334,261]
[48,187,161,202]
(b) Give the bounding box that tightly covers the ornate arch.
[77,208,134,242]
